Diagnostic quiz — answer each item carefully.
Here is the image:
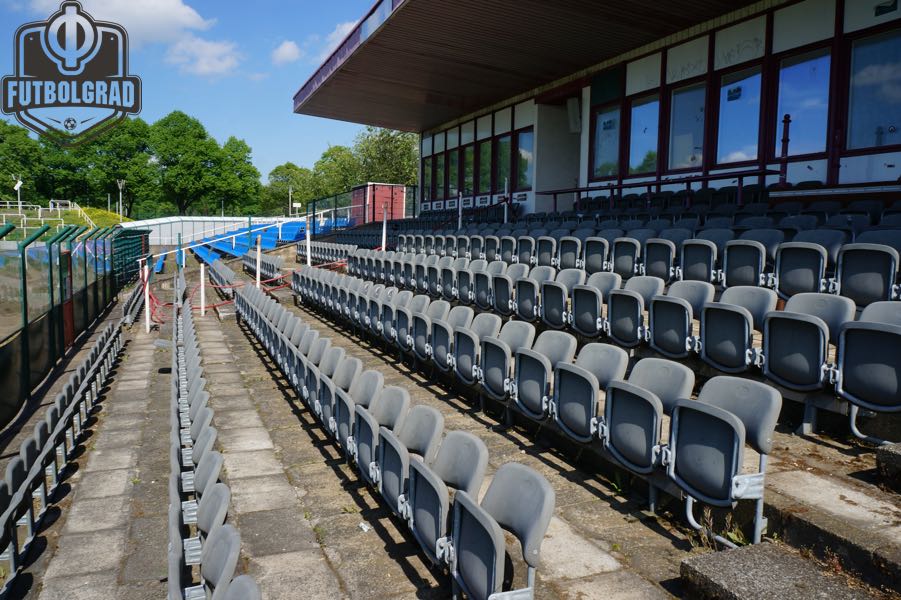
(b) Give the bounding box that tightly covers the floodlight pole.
[107,193,111,213]
[288,186,293,217]
[14,176,23,211]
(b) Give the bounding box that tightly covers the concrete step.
[681,543,881,600]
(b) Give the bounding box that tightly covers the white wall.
[535,102,581,214]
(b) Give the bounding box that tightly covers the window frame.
[665,76,709,174]
[625,92,663,176]
[492,133,513,194]
[512,126,535,192]
[461,143,475,197]
[588,103,623,182]
[712,62,767,169]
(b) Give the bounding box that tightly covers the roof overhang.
[294,0,762,132]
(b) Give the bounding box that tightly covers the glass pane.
[494,135,511,193]
[448,149,459,199]
[516,130,534,191]
[775,50,830,156]
[422,159,432,201]
[848,31,901,150]
[629,96,659,174]
[463,145,475,196]
[593,107,620,178]
[435,154,445,200]
[478,140,492,194]
[25,243,51,320]
[0,242,21,338]
[717,67,761,164]
[669,84,706,169]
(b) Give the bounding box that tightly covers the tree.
[263,162,316,215]
[149,111,222,215]
[217,137,262,216]
[354,126,418,186]
[0,120,45,204]
[312,145,361,197]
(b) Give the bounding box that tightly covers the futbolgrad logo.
[1,1,142,145]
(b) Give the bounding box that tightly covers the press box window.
[494,134,512,193]
[592,107,620,179]
[848,30,901,150]
[629,95,660,174]
[462,145,474,196]
[717,67,762,164]
[775,49,830,156]
[515,129,534,191]
[669,83,706,170]
[447,149,459,199]
[477,140,492,194]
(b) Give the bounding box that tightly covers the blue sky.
[0,0,374,179]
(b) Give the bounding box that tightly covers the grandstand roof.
[292,0,759,132]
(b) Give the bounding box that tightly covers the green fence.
[0,224,148,431]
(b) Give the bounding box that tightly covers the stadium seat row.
[296,241,358,265]
[235,284,555,599]
[241,252,284,282]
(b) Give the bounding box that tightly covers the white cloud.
[316,21,355,62]
[29,0,213,47]
[247,72,269,82]
[272,40,302,65]
[166,35,241,76]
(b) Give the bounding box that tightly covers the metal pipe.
[0,223,15,240]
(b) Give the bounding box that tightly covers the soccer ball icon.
[63,118,78,131]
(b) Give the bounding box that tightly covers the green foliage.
[83,207,133,227]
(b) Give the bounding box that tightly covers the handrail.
[0,223,15,240]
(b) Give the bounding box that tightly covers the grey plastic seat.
[667,377,781,545]
[480,321,536,402]
[222,576,261,600]
[411,300,451,362]
[183,482,231,564]
[582,236,611,274]
[431,306,475,372]
[722,229,785,288]
[512,331,578,421]
[395,294,430,351]
[836,302,901,444]
[833,231,901,307]
[557,229,593,269]
[300,338,332,402]
[772,230,846,300]
[307,346,345,411]
[602,358,695,478]
[406,431,489,564]
[474,260,506,310]
[351,386,410,485]
[552,343,629,443]
[319,356,362,429]
[605,276,665,347]
[762,292,855,392]
[611,229,655,280]
[643,228,692,281]
[334,370,384,450]
[492,263,530,317]
[514,266,556,322]
[380,290,413,342]
[570,272,622,338]
[541,269,586,330]
[457,260,487,305]
[183,524,241,600]
[679,229,734,282]
[778,214,819,232]
[377,405,444,515]
[700,286,777,373]
[453,313,503,386]
[649,281,715,359]
[439,463,554,600]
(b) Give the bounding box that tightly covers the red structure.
[350,183,407,225]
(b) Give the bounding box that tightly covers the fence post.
[143,260,150,333]
[200,263,206,316]
[779,114,792,187]
[45,225,72,363]
[18,224,50,400]
[256,235,262,289]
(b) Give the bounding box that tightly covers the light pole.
[116,179,125,222]
[13,176,23,211]
[288,186,293,217]
[221,199,224,217]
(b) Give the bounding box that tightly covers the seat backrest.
[623,275,665,303]
[666,280,715,315]
[371,386,411,429]
[585,272,622,297]
[197,482,231,536]
[783,293,856,342]
[696,377,781,454]
[486,260,507,275]
[859,301,901,326]
[498,321,537,349]
[719,286,778,329]
[222,576,262,600]
[627,358,695,414]
[195,450,224,498]
[659,228,693,246]
[697,228,735,252]
[426,300,451,320]
[408,294,431,314]
[349,370,385,409]
[446,305,475,329]
[479,463,555,569]
[200,524,241,593]
[397,405,444,462]
[470,313,503,338]
[319,347,346,378]
[469,259,488,272]
[333,357,363,391]
[554,268,585,290]
[506,263,531,280]
[531,331,578,366]
[529,266,556,283]
[573,343,629,388]
[430,431,488,496]
[856,230,901,255]
[738,228,785,257]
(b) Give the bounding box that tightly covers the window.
[447,149,459,199]
[477,140,492,194]
[717,67,762,164]
[592,106,620,178]
[494,134,512,193]
[514,129,534,191]
[462,145,474,196]
[775,50,830,156]
[422,159,432,201]
[435,153,445,200]
[629,95,659,174]
[669,84,706,169]
[848,30,901,150]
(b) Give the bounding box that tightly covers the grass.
[83,207,132,227]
